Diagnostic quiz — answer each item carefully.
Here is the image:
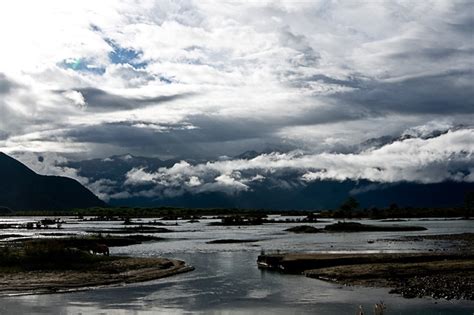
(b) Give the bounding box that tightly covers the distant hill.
[0,152,106,211]
[61,152,474,210]
[108,178,474,210]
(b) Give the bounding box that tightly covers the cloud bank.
[0,1,472,159]
[119,128,474,199]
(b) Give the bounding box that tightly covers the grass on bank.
[0,238,120,272]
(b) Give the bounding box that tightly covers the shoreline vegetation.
[0,204,472,220]
[0,237,194,295]
[323,221,427,232]
[285,222,427,233]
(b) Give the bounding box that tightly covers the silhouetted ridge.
[0,152,106,211]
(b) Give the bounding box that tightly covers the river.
[0,216,473,314]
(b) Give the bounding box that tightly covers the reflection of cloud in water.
[247,289,271,299]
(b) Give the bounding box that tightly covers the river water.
[0,216,473,314]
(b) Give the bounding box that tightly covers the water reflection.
[1,218,473,314]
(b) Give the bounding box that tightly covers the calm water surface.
[0,216,473,314]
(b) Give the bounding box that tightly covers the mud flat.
[259,227,474,300]
[257,252,470,273]
[0,257,194,295]
[257,252,474,300]
[305,259,474,300]
[403,233,474,250]
[378,233,474,252]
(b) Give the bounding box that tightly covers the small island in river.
[0,236,194,295]
[323,221,427,232]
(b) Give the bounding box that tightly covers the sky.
[0,0,473,199]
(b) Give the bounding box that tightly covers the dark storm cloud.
[334,69,474,116]
[63,107,364,151]
[0,73,27,138]
[65,122,189,147]
[287,103,366,127]
[55,104,365,159]
[65,118,273,146]
[288,72,366,90]
[63,88,194,112]
[447,0,474,34]
[388,47,474,61]
[0,73,19,94]
[59,116,292,158]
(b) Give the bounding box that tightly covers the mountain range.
[2,125,473,211]
[2,150,473,211]
[62,159,473,210]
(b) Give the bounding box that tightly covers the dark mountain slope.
[0,152,106,211]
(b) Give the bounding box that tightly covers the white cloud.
[187,176,201,187]
[214,173,249,192]
[124,167,157,185]
[117,128,474,198]
[62,90,87,109]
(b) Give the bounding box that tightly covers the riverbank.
[257,250,474,300]
[0,235,194,296]
[0,257,194,296]
[305,259,474,300]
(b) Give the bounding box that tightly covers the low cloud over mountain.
[121,127,474,199]
[11,125,474,209]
